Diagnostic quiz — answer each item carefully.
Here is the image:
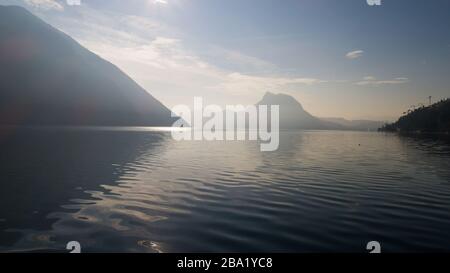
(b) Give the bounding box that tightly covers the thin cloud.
[356,76,409,86]
[346,50,364,59]
[43,6,326,103]
[19,3,327,107]
[24,0,64,11]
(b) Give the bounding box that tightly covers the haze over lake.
[1,127,450,252]
[1,1,450,255]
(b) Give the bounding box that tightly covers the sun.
[153,0,168,5]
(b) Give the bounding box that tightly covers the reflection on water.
[1,128,450,252]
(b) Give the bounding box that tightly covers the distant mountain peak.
[255,92,344,130]
[259,92,305,110]
[261,91,276,99]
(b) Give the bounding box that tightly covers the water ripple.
[1,130,450,252]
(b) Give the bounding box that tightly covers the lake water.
[1,127,450,253]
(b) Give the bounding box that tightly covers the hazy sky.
[2,0,450,120]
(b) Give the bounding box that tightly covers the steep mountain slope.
[0,5,176,126]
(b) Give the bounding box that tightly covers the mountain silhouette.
[257,92,344,130]
[380,98,450,133]
[0,6,176,126]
